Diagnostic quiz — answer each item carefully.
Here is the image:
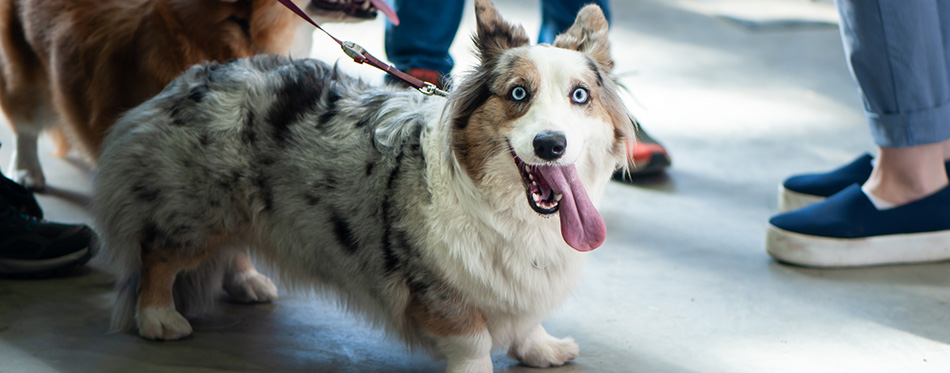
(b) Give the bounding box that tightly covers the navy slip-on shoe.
[767,184,950,268]
[778,153,873,212]
[779,153,950,212]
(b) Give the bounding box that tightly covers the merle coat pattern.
[98,1,633,371]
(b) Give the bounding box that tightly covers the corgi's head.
[449,0,634,252]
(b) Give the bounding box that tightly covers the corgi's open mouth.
[509,146,607,252]
[514,153,562,215]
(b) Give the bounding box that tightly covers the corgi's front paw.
[509,325,579,367]
[137,306,193,340]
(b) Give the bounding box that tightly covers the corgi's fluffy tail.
[172,254,230,318]
[108,251,231,333]
[109,272,139,333]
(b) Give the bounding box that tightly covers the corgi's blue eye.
[510,86,527,101]
[571,87,589,104]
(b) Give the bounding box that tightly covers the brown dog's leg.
[49,127,72,158]
[0,0,53,190]
[222,251,278,303]
[136,250,207,341]
[0,87,54,190]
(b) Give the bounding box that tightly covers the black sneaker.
[0,206,97,278]
[0,173,43,218]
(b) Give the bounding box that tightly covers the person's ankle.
[939,138,950,161]
[862,175,948,206]
[866,145,949,205]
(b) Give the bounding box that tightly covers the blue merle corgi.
[97,1,634,371]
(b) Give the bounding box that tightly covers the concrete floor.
[3,0,950,372]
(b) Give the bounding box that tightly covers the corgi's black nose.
[533,132,567,160]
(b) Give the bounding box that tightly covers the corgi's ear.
[473,0,529,63]
[553,5,613,71]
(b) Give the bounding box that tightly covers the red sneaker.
[407,68,445,89]
[385,68,448,90]
[613,122,671,181]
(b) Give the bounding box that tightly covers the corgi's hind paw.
[224,270,278,303]
[137,306,193,340]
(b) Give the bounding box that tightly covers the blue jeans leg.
[836,0,950,147]
[384,0,464,76]
[539,0,612,44]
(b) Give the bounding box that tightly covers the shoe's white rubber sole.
[0,247,90,274]
[778,185,825,212]
[766,225,950,268]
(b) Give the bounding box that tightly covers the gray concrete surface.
[3,0,950,372]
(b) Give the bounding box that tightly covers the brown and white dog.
[97,0,634,371]
[0,0,386,190]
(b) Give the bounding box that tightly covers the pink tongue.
[537,165,606,252]
[367,0,400,25]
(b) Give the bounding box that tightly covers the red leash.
[276,0,448,97]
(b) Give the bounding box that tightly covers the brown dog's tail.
[49,127,73,158]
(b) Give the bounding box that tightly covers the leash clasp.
[418,82,449,97]
[341,41,367,63]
